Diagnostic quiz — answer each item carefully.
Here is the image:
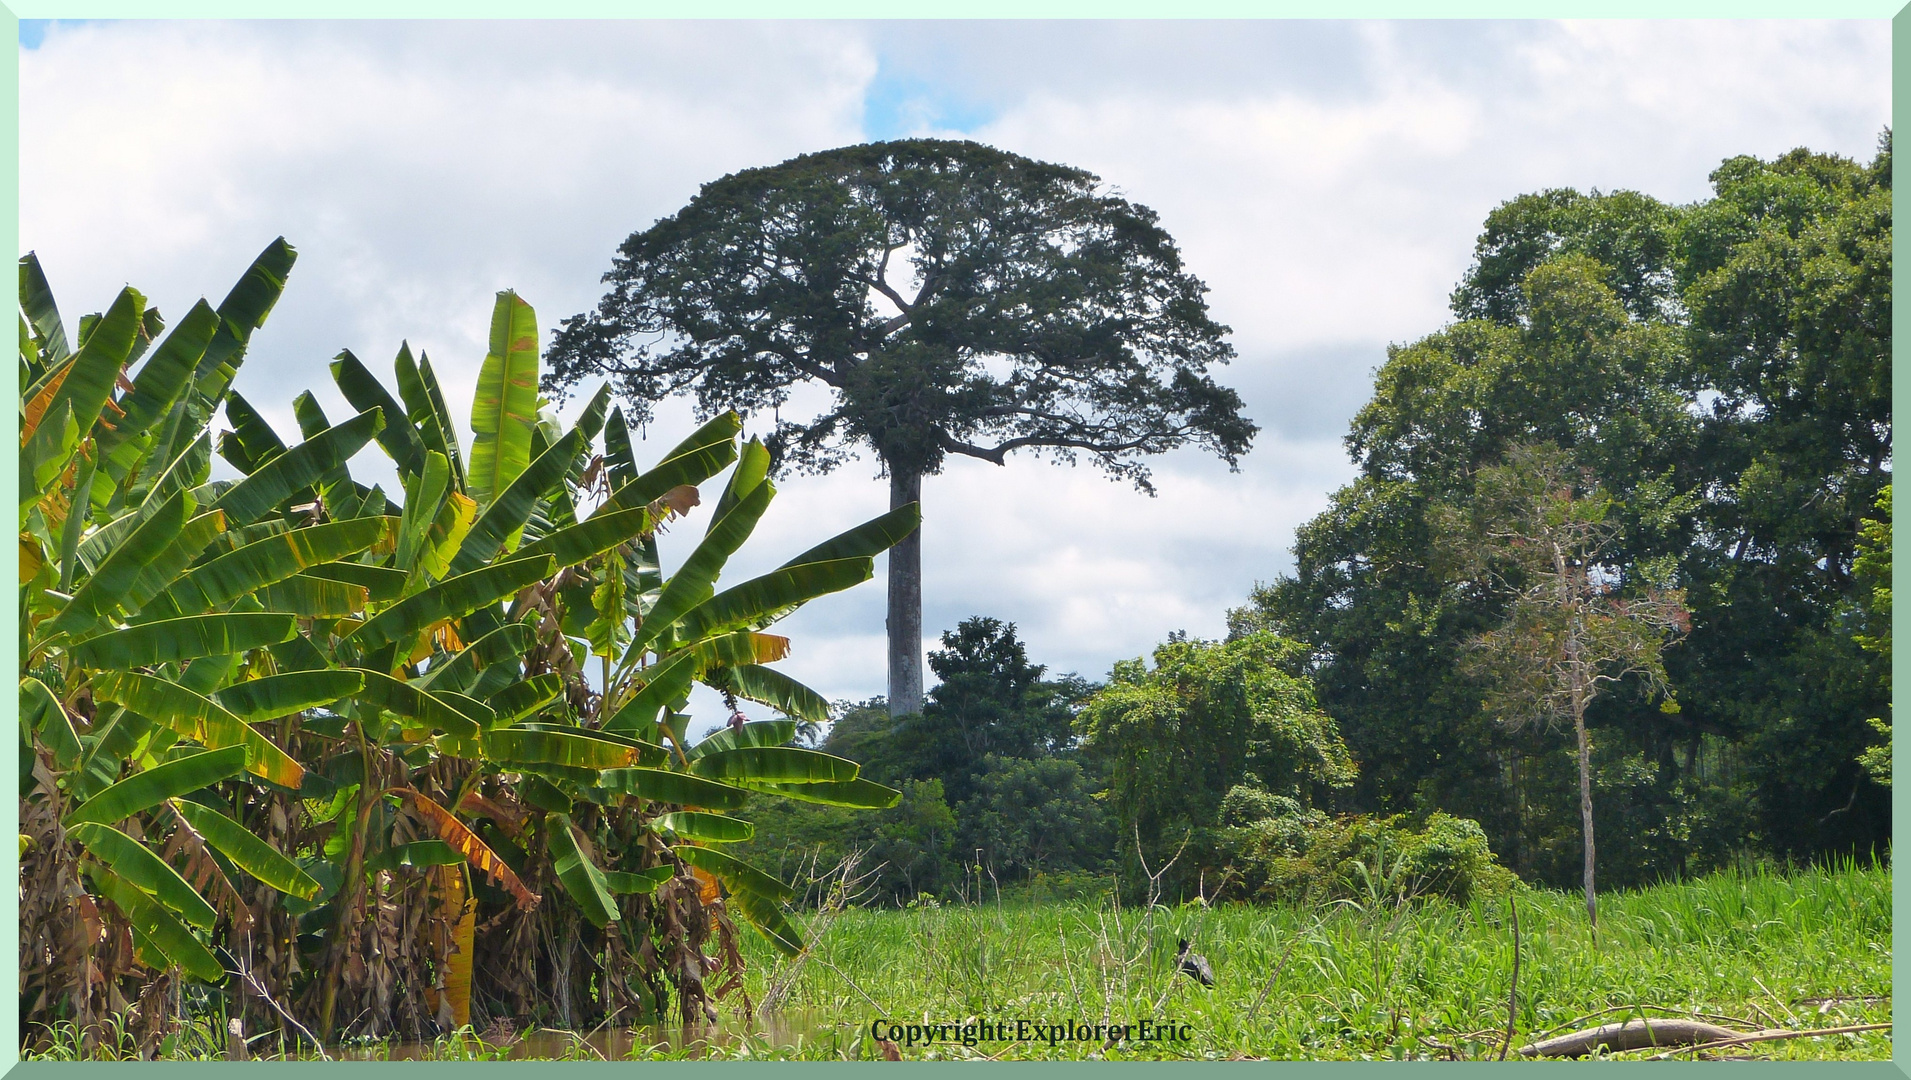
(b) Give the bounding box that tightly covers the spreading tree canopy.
[546,139,1257,714]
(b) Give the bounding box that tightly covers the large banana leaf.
[736,777,902,809]
[64,747,249,826]
[256,574,371,618]
[331,349,426,478]
[395,450,451,575]
[19,252,70,363]
[777,503,922,570]
[596,429,737,518]
[484,674,563,725]
[171,800,322,899]
[343,554,553,653]
[546,814,619,927]
[159,516,393,615]
[468,291,540,508]
[710,665,830,725]
[447,422,588,576]
[20,400,77,513]
[212,669,365,722]
[419,621,534,692]
[112,299,219,443]
[194,236,296,393]
[689,746,859,784]
[603,406,638,490]
[45,286,144,442]
[594,767,749,810]
[219,390,288,474]
[48,491,204,634]
[210,407,382,526]
[675,844,794,902]
[513,506,653,568]
[651,811,752,844]
[671,557,871,643]
[69,822,219,930]
[687,720,797,760]
[302,560,406,603]
[89,865,225,982]
[602,866,675,895]
[21,676,81,770]
[627,480,774,656]
[601,651,697,736]
[352,670,483,738]
[68,613,296,669]
[482,728,659,770]
[90,670,303,788]
[708,437,771,530]
[394,342,465,488]
[729,886,805,958]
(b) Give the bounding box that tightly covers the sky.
[20,19,1891,729]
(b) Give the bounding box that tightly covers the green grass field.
[29,860,1890,1061]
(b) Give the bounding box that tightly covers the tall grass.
[26,859,1888,1061]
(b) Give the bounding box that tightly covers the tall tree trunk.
[1574,706,1597,933]
[886,465,924,717]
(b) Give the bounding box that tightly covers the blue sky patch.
[862,65,995,142]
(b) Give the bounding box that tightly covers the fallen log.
[1518,1019,1740,1057]
[1521,1018,1893,1059]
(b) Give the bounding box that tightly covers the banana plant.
[276,291,919,1034]
[19,244,374,1043]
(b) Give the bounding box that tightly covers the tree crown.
[546,139,1256,489]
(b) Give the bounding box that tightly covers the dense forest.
[737,134,1893,902]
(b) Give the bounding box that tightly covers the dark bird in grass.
[1175,939,1214,987]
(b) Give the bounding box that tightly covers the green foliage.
[1077,631,1354,862]
[1241,136,1892,887]
[1219,795,1519,907]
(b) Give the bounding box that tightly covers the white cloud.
[22,19,1888,707]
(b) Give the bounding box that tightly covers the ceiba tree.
[547,139,1256,715]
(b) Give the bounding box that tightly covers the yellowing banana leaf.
[675,844,794,902]
[21,676,81,770]
[546,813,619,928]
[651,811,753,844]
[65,747,248,826]
[212,669,364,722]
[343,554,553,653]
[212,407,382,527]
[468,291,540,509]
[674,630,792,671]
[170,800,321,899]
[395,787,539,910]
[90,670,303,788]
[89,865,225,982]
[690,746,859,784]
[68,613,295,669]
[69,821,218,930]
[594,767,749,810]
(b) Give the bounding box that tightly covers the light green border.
[6,4,1903,1076]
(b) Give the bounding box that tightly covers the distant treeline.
[738,135,1892,903]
